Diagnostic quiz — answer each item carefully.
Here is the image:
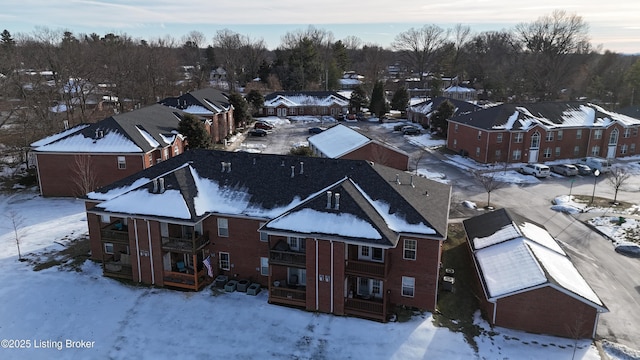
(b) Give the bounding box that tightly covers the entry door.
[528,149,539,163]
[607,145,616,158]
[277,107,287,117]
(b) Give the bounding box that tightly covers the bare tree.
[5,210,26,261]
[411,150,428,175]
[472,170,505,208]
[606,167,631,204]
[392,25,450,84]
[71,154,98,196]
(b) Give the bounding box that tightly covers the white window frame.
[594,129,603,140]
[557,130,563,140]
[576,129,582,140]
[288,237,305,252]
[163,148,169,159]
[555,147,561,156]
[621,144,628,154]
[217,218,229,237]
[624,128,631,138]
[174,146,180,156]
[512,149,522,161]
[574,146,580,156]
[545,131,554,142]
[101,215,110,223]
[514,132,523,143]
[402,276,415,297]
[117,156,126,169]
[543,147,552,158]
[219,252,230,270]
[259,222,268,242]
[260,257,269,276]
[496,133,503,143]
[104,242,114,254]
[591,145,600,156]
[403,239,417,260]
[359,246,384,262]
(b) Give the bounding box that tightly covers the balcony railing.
[163,268,209,291]
[269,286,307,308]
[103,262,133,280]
[161,233,209,253]
[344,296,387,322]
[100,223,129,243]
[269,249,306,267]
[345,259,388,279]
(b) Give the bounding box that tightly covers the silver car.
[551,164,579,176]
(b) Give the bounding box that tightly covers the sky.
[1,1,639,54]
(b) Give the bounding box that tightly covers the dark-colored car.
[574,164,592,176]
[394,123,410,131]
[402,126,421,135]
[254,122,274,130]
[248,128,268,137]
[308,127,324,134]
[614,242,640,258]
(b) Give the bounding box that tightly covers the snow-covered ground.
[0,190,607,360]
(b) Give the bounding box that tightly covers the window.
[117,156,126,169]
[372,280,381,296]
[514,132,523,143]
[259,222,268,242]
[219,252,230,270]
[217,218,229,237]
[477,131,482,140]
[557,130,563,140]
[101,215,110,223]
[591,146,600,156]
[267,108,274,115]
[530,132,540,149]
[147,154,153,164]
[453,139,457,148]
[372,248,383,261]
[634,128,638,136]
[512,149,522,161]
[594,129,603,140]
[164,148,169,159]
[624,128,631,138]
[545,131,554,142]
[631,143,636,153]
[576,129,582,140]
[174,146,180,156]
[621,144,628,154]
[454,124,458,132]
[495,149,501,159]
[361,246,369,258]
[260,257,269,276]
[288,268,306,286]
[104,243,114,254]
[609,129,619,145]
[359,246,384,262]
[403,239,417,260]
[475,147,481,157]
[573,146,580,156]
[496,133,503,143]
[402,276,415,297]
[288,237,305,252]
[543,148,552,158]
[555,147,561,156]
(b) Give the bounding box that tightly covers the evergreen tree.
[369,81,388,118]
[1,29,15,49]
[228,92,250,127]
[390,87,409,115]
[332,40,350,72]
[245,90,265,116]
[349,85,368,114]
[430,100,455,137]
[178,114,212,149]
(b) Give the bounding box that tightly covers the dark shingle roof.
[409,96,482,116]
[159,88,231,114]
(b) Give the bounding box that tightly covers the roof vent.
[299,161,304,175]
[221,161,226,172]
[395,174,401,185]
[281,160,285,167]
[153,179,158,193]
[290,165,295,178]
[334,193,340,210]
[326,191,332,209]
[227,162,232,173]
[159,178,165,193]
[410,175,415,188]
[253,158,256,165]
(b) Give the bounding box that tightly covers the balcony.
[161,233,209,253]
[103,261,133,280]
[269,286,307,308]
[269,240,306,267]
[344,296,387,322]
[100,222,129,243]
[345,259,389,279]
[163,268,209,291]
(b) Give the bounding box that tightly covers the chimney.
[395,174,401,185]
[299,161,304,174]
[159,178,165,193]
[153,179,158,193]
[334,193,340,210]
[227,162,232,173]
[221,161,226,172]
[326,191,332,209]
[290,165,295,178]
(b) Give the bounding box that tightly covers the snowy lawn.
[0,191,606,359]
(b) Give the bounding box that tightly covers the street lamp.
[590,169,601,205]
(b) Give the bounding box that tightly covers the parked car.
[402,126,421,135]
[550,164,579,176]
[254,122,274,130]
[393,123,410,131]
[519,163,551,178]
[579,157,611,173]
[308,127,324,134]
[614,242,640,258]
[346,113,357,121]
[248,128,268,137]
[573,164,592,176]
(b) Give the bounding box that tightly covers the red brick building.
[308,124,410,171]
[85,150,451,322]
[261,91,349,119]
[447,101,640,164]
[463,209,608,338]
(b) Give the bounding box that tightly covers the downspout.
[434,239,443,308]
[146,220,155,285]
[134,219,142,282]
[34,154,44,196]
[315,238,319,311]
[592,312,600,339]
[485,133,489,163]
[507,132,513,164]
[492,301,497,324]
[330,240,334,313]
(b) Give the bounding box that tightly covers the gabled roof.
[31,104,186,153]
[159,87,232,115]
[617,105,640,120]
[443,86,477,93]
[264,91,349,108]
[450,101,640,131]
[86,150,451,241]
[308,124,371,158]
[408,96,482,116]
[464,209,607,311]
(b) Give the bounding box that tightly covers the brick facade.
[340,143,409,171]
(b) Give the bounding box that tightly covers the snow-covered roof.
[30,124,91,147]
[444,86,476,93]
[464,209,606,310]
[308,124,371,158]
[264,91,350,109]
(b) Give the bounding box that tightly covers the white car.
[520,163,551,178]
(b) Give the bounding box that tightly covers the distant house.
[447,101,640,163]
[339,72,364,90]
[31,104,188,197]
[406,96,482,129]
[443,85,477,102]
[308,124,409,171]
[84,150,452,322]
[159,88,235,144]
[463,209,608,338]
[261,91,349,118]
